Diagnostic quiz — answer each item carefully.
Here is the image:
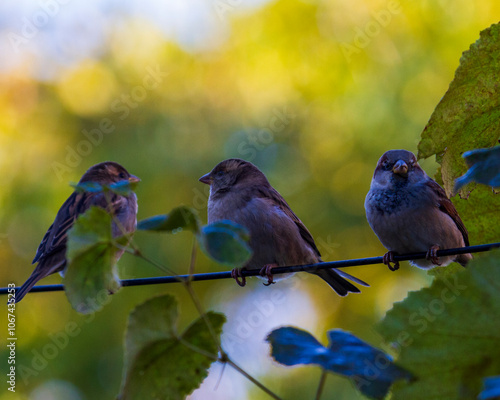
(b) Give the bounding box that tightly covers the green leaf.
[137,206,201,233]
[120,294,226,400]
[452,185,500,245]
[65,206,122,314]
[418,23,500,197]
[454,146,500,192]
[197,220,252,267]
[378,251,500,400]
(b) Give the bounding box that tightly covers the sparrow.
[199,158,368,296]
[365,149,472,271]
[14,162,140,303]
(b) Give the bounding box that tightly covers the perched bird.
[14,162,140,303]
[199,158,368,296]
[365,149,472,271]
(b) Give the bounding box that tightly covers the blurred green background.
[0,1,498,399]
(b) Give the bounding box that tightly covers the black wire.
[1,242,499,295]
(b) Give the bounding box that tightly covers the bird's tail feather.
[14,271,45,303]
[14,259,65,303]
[309,268,369,296]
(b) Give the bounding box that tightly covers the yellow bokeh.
[57,61,118,116]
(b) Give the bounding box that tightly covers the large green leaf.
[65,206,123,314]
[378,251,500,400]
[120,294,226,400]
[452,185,500,245]
[418,23,500,197]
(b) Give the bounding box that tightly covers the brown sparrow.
[365,150,472,271]
[14,162,139,303]
[199,158,368,296]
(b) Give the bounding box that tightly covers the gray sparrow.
[199,158,368,296]
[15,162,139,303]
[365,150,472,271]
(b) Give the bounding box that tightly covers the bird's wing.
[32,191,116,264]
[425,180,470,246]
[256,185,322,258]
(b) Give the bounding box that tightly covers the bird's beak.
[128,175,141,183]
[392,160,408,176]
[199,173,212,185]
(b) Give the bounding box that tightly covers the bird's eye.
[119,172,127,179]
[382,161,391,171]
[216,170,225,177]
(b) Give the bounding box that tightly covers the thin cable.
[1,242,498,295]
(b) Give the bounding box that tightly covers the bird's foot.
[383,251,400,271]
[259,264,277,286]
[231,268,247,287]
[426,245,441,265]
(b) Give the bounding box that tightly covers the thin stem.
[177,336,219,360]
[225,358,282,400]
[315,370,328,400]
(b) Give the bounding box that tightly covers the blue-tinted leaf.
[454,146,500,192]
[109,180,139,196]
[137,206,201,233]
[478,376,500,400]
[326,330,413,399]
[71,181,104,193]
[267,327,412,400]
[266,327,327,366]
[198,220,252,267]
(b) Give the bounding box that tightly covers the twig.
[224,357,283,400]
[315,370,328,400]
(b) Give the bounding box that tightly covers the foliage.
[71,180,139,196]
[267,326,412,399]
[65,206,124,314]
[197,220,252,267]
[418,23,500,198]
[378,251,500,399]
[137,206,201,233]
[119,294,225,400]
[478,376,500,400]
